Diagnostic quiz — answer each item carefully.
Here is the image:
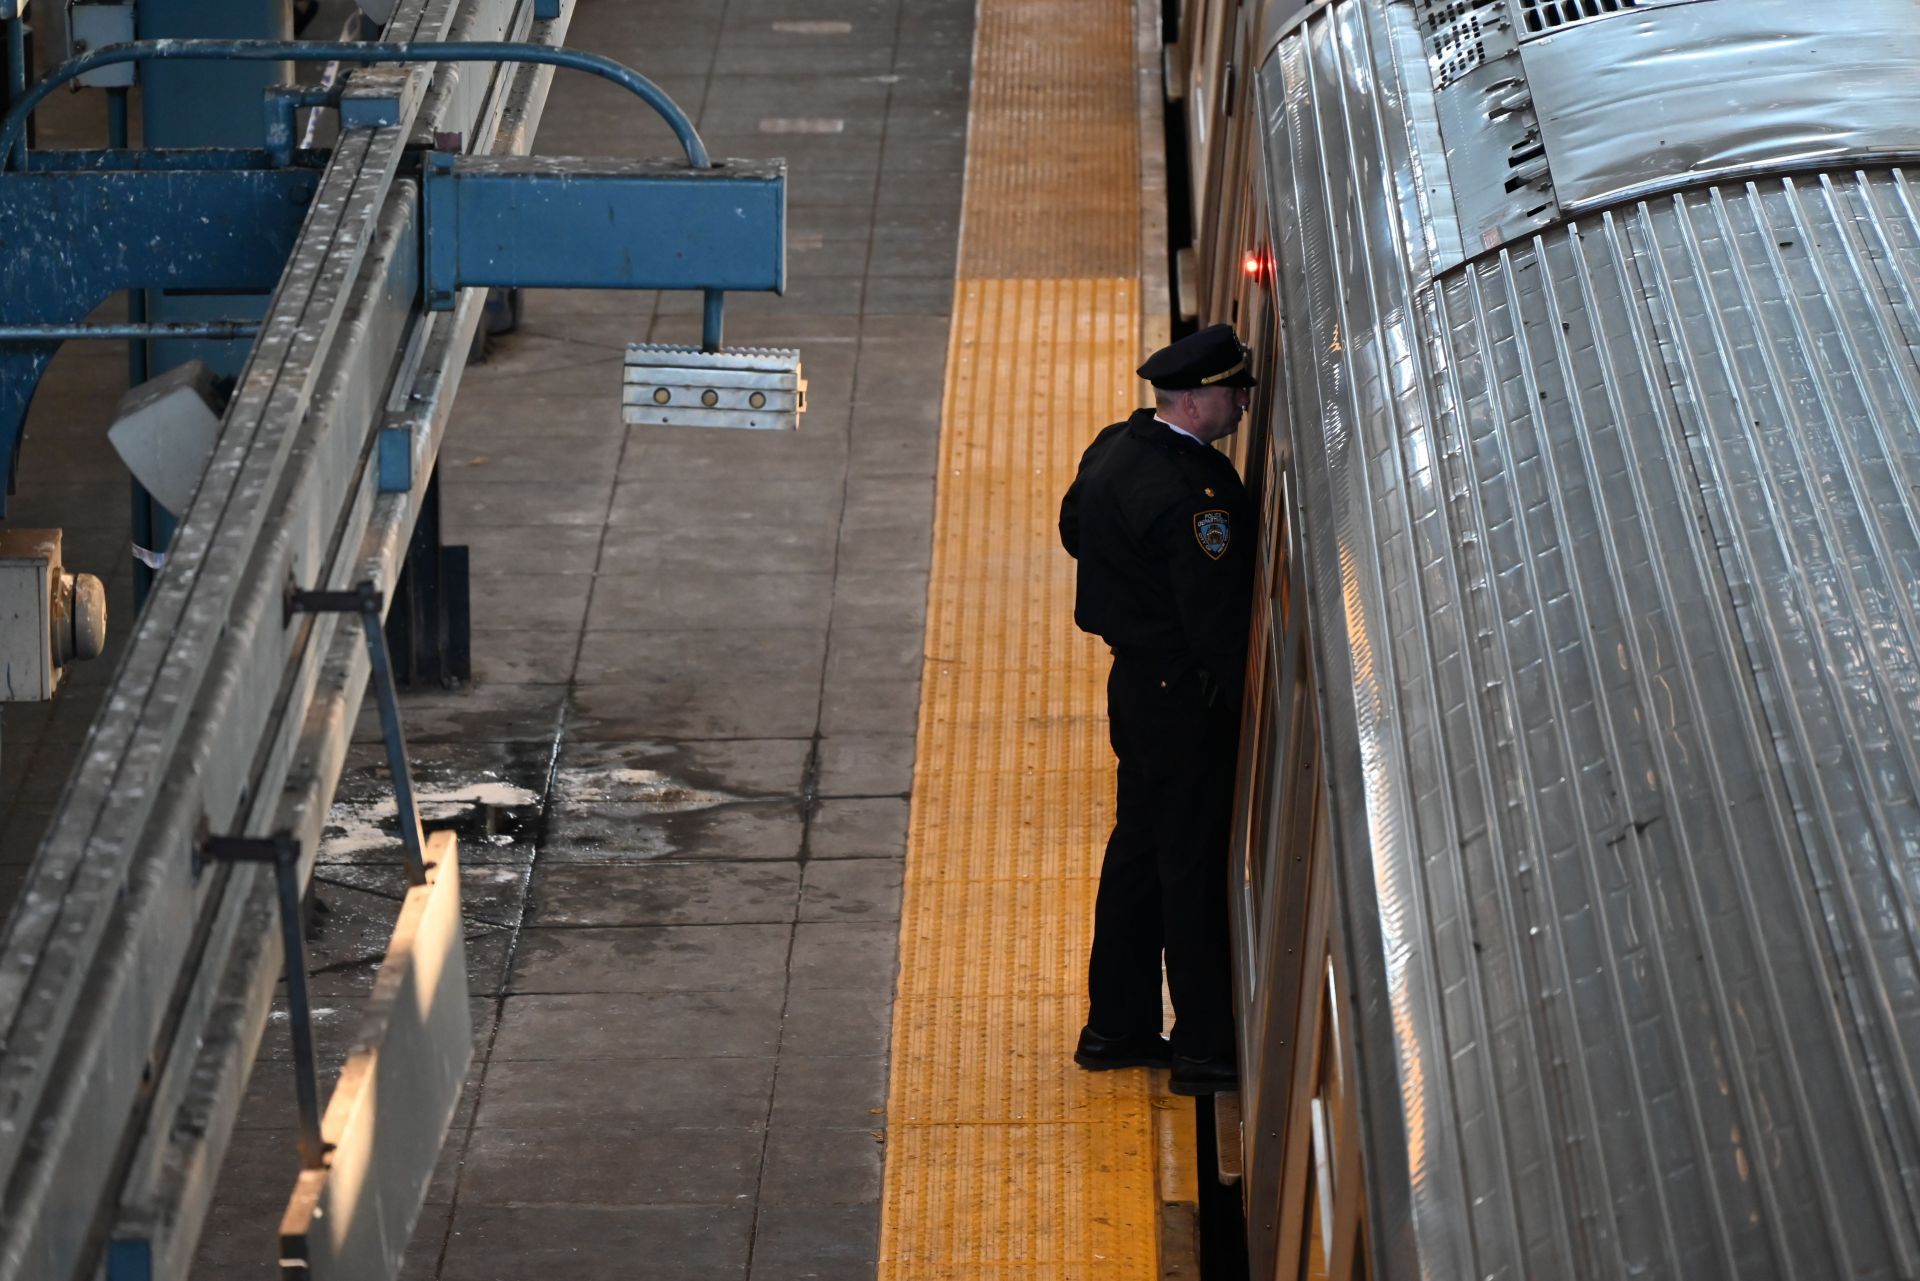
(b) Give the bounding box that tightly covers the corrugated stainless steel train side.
[1168,0,1920,1277]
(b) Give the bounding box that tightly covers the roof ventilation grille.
[1514,0,1640,35]
[1419,0,1508,90]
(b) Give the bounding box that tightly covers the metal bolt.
[69,573,106,661]
[51,569,107,666]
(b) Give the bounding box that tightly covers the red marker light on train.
[1243,252,1263,276]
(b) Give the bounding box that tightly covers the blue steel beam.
[10,147,293,171]
[421,154,786,306]
[0,322,262,342]
[0,162,319,511]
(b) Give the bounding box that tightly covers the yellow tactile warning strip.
[879,0,1191,1266]
[958,0,1141,279]
[882,276,1160,1277]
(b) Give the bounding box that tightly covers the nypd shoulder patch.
[1193,509,1231,560]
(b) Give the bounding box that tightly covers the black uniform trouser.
[1086,653,1240,1061]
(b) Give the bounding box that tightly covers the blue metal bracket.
[0,157,321,513]
[421,154,786,348]
[284,580,430,887]
[104,1238,152,1281]
[378,423,414,494]
[263,84,338,167]
[0,42,785,498]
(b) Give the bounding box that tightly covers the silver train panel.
[1522,0,1920,215]
[1256,1,1920,1276]
[1405,0,1920,272]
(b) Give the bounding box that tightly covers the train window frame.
[1234,638,1277,999]
[1226,241,1274,480]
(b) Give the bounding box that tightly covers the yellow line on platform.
[879,274,1159,1278]
[958,0,1140,280]
[878,0,1187,1266]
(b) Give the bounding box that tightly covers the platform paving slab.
[574,625,829,683]
[789,922,903,991]
[800,860,906,923]
[353,682,570,744]
[566,680,827,741]
[492,991,787,1062]
[586,569,837,632]
[477,1057,778,1131]
[827,627,929,684]
[808,797,913,860]
[437,1205,754,1281]
[820,676,926,737]
[826,569,935,630]
[529,862,801,925]
[815,733,919,797]
[464,573,596,633]
[443,521,605,576]
[538,794,809,863]
[457,1125,764,1206]
[771,1054,892,1130]
[759,1127,887,1205]
[563,735,813,791]
[749,1204,882,1281]
[778,987,898,1059]
[507,922,796,995]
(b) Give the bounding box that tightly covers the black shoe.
[1169,1053,1238,1096]
[1074,1026,1174,1071]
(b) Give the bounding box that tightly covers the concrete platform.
[0,0,968,1276]
[206,3,968,1277]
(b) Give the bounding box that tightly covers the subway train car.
[1167,0,1920,1277]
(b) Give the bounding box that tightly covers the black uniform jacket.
[1059,409,1255,681]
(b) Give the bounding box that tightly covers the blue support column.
[7,17,26,170]
[135,0,290,149]
[131,0,288,603]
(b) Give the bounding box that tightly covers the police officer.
[1058,324,1255,1096]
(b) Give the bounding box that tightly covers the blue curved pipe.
[0,39,711,171]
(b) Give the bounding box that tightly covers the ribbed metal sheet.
[1521,0,1920,216]
[1259,3,1920,1277]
